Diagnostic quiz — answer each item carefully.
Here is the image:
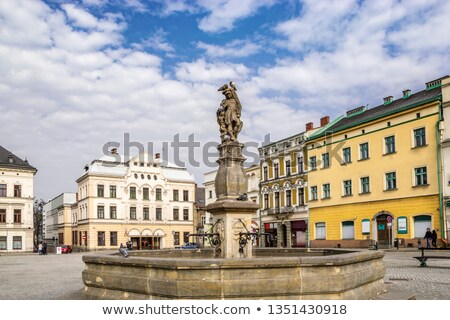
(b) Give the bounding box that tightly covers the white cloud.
[197,40,261,58]
[175,59,251,83]
[197,0,277,33]
[133,29,175,53]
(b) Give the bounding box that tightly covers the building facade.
[0,146,37,252]
[55,150,196,251]
[258,117,338,248]
[307,77,447,248]
[440,76,450,240]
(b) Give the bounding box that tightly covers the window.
[110,185,116,198]
[173,208,179,220]
[13,209,21,223]
[397,216,408,234]
[322,184,330,199]
[297,156,304,173]
[274,191,280,208]
[97,206,105,219]
[97,185,104,197]
[143,207,149,220]
[342,221,354,239]
[183,232,190,244]
[156,208,162,220]
[13,185,21,197]
[183,209,189,221]
[415,167,428,186]
[361,177,370,194]
[110,232,118,246]
[264,194,269,209]
[0,236,6,250]
[343,147,351,163]
[385,136,396,154]
[343,180,352,196]
[414,128,426,147]
[274,163,279,178]
[97,231,105,246]
[13,236,22,250]
[130,207,136,220]
[0,184,6,197]
[173,190,179,201]
[309,156,317,170]
[156,188,162,201]
[59,233,64,244]
[208,190,213,198]
[0,209,6,223]
[130,187,136,199]
[110,206,117,219]
[360,143,369,160]
[413,215,431,238]
[263,166,268,180]
[173,232,180,246]
[298,188,305,206]
[385,172,397,190]
[143,187,149,200]
[322,153,330,168]
[285,160,291,176]
[362,219,370,235]
[311,186,318,200]
[183,190,189,201]
[315,223,326,240]
[286,189,292,207]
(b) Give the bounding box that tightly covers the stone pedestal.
[206,140,259,258]
[206,200,259,259]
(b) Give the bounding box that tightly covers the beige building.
[0,145,37,252]
[57,149,196,251]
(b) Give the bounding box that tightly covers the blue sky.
[1,0,450,201]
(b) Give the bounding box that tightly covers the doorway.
[376,213,392,246]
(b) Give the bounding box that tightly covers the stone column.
[206,141,259,258]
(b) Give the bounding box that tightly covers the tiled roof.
[310,86,441,139]
[0,145,36,171]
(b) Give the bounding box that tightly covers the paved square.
[1,250,449,300]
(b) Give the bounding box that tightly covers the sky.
[1,0,450,201]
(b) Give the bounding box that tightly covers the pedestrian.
[42,242,47,255]
[424,228,433,248]
[431,230,438,248]
[38,242,43,255]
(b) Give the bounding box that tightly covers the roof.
[0,145,36,171]
[309,86,442,140]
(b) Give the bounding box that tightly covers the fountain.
[82,82,386,299]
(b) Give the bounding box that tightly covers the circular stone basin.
[82,248,385,300]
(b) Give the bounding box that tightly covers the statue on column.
[217,82,243,143]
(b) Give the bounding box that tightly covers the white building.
[440,76,450,240]
[0,146,37,252]
[57,149,197,251]
[43,192,77,246]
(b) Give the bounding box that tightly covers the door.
[376,214,390,246]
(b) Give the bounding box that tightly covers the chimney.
[383,96,393,105]
[402,89,411,99]
[155,153,161,159]
[111,148,118,155]
[306,122,314,131]
[320,116,330,127]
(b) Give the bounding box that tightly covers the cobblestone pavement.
[1,250,450,300]
[383,250,450,300]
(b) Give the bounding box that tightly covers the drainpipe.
[436,101,445,239]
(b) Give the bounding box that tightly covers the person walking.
[424,228,433,248]
[38,242,43,255]
[431,230,438,248]
[42,242,47,255]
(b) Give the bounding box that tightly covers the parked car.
[181,242,199,249]
[60,245,72,254]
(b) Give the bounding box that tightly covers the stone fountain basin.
[82,248,386,300]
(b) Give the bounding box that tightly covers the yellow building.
[307,77,447,248]
[258,117,337,247]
